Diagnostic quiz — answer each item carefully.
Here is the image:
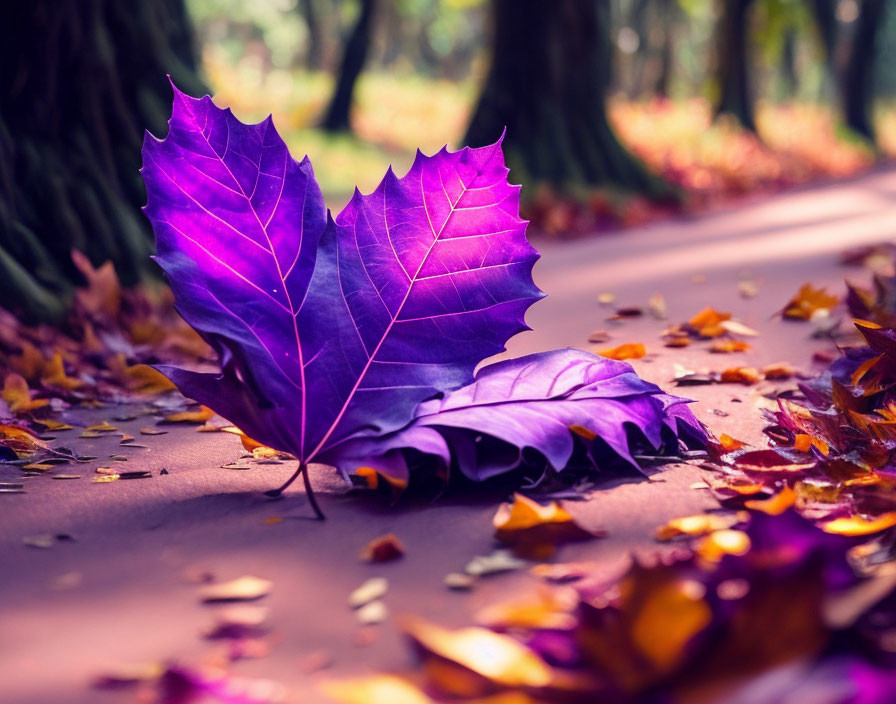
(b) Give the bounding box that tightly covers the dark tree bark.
[0,0,205,322]
[464,0,673,199]
[781,28,799,95]
[654,0,676,98]
[842,0,886,142]
[320,0,377,133]
[713,0,756,131]
[301,0,325,71]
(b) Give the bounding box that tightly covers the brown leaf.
[782,283,839,320]
[493,493,599,558]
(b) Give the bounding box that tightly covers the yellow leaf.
[744,486,797,515]
[2,374,49,413]
[782,283,838,320]
[695,529,751,561]
[656,512,746,540]
[321,675,433,704]
[40,352,82,390]
[630,579,713,670]
[401,616,554,692]
[164,406,215,424]
[821,512,896,536]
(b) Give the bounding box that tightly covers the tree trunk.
[320,0,377,133]
[0,0,205,323]
[464,0,673,199]
[654,0,675,98]
[807,0,838,100]
[301,0,325,71]
[780,28,798,96]
[842,0,885,142]
[712,0,756,132]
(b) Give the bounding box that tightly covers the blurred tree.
[465,0,672,198]
[712,0,757,131]
[842,0,886,142]
[301,0,325,70]
[654,0,677,97]
[321,0,378,132]
[0,0,205,321]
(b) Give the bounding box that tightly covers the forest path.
[2,168,896,704]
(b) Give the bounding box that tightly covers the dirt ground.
[2,168,896,704]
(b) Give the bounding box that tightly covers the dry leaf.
[782,283,839,320]
[710,340,751,353]
[762,362,796,380]
[720,367,762,385]
[163,406,215,423]
[321,675,433,704]
[647,292,667,320]
[199,575,272,603]
[401,616,554,694]
[2,373,50,413]
[720,320,759,337]
[493,493,598,558]
[597,343,646,361]
[821,512,896,536]
[348,577,388,608]
[656,512,746,540]
[360,533,405,563]
[744,486,797,515]
[689,308,732,337]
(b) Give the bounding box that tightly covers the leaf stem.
[265,462,326,520]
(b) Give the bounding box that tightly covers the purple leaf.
[323,349,707,482]
[142,83,542,465]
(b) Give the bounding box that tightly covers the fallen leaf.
[597,343,646,361]
[349,577,389,608]
[821,512,896,536]
[783,283,839,320]
[356,600,389,625]
[656,512,746,540]
[647,292,667,319]
[464,550,528,577]
[360,533,405,563]
[586,330,611,344]
[744,486,797,515]
[140,427,168,435]
[762,362,796,380]
[720,320,759,337]
[444,573,476,590]
[493,493,598,558]
[40,352,82,390]
[401,616,554,694]
[598,292,616,305]
[163,406,215,424]
[689,308,732,337]
[2,373,49,413]
[695,529,752,561]
[199,576,272,603]
[720,367,762,385]
[321,675,434,704]
[710,340,751,353]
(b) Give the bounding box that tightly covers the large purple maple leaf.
[323,349,707,484]
[141,84,543,502]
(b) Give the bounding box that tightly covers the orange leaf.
[709,340,750,353]
[720,367,761,385]
[782,283,838,320]
[597,343,646,360]
[744,486,797,515]
[2,374,49,413]
[821,512,896,536]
